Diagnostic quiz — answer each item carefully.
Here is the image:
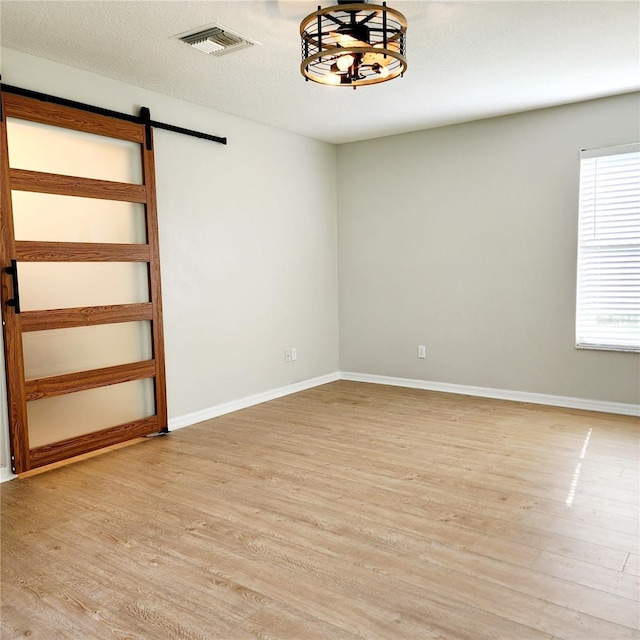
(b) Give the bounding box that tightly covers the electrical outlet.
[285,348,292,362]
[291,347,297,361]
[418,345,426,359]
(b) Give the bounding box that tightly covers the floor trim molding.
[168,372,341,432]
[340,372,640,417]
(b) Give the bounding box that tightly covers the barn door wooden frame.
[0,91,168,474]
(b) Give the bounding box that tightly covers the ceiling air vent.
[176,24,259,57]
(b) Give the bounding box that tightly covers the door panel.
[18,262,150,311]
[22,322,153,379]
[12,192,147,244]
[27,379,156,448]
[0,90,167,474]
[6,117,144,183]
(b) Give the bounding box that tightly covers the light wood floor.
[1,381,639,640]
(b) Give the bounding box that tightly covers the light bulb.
[336,54,355,71]
[325,73,341,85]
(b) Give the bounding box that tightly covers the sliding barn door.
[0,92,167,474]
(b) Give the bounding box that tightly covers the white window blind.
[576,143,640,352]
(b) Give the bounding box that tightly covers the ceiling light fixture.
[300,0,407,88]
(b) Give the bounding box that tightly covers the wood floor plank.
[504,493,639,535]
[624,554,640,577]
[1,381,638,639]
[532,551,639,600]
[238,602,362,640]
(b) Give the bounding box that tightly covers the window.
[576,143,640,352]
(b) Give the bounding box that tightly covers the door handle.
[5,259,21,314]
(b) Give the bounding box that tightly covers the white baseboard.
[340,372,640,417]
[169,369,638,434]
[168,372,340,431]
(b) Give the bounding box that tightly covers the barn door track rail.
[0,82,227,148]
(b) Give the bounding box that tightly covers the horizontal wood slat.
[28,416,159,469]
[15,241,150,262]
[3,92,144,144]
[10,169,147,203]
[25,360,156,401]
[20,303,154,332]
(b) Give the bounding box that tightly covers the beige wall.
[155,119,339,416]
[337,93,640,404]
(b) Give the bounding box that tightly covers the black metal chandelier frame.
[300,1,407,88]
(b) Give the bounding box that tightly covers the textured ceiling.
[1,1,638,144]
